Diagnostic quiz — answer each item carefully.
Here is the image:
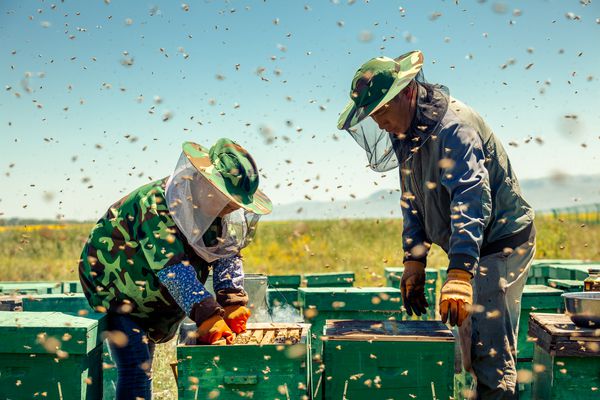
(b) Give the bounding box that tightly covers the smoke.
[269,304,304,323]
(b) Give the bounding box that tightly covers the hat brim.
[182,142,273,215]
[337,50,424,130]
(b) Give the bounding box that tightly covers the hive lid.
[532,259,600,266]
[0,311,105,355]
[522,285,564,310]
[21,293,93,314]
[267,274,302,288]
[298,287,402,311]
[324,320,454,342]
[547,279,584,290]
[0,282,62,295]
[523,285,564,295]
[384,267,439,282]
[528,312,600,356]
[303,272,355,286]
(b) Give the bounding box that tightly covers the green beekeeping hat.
[337,50,424,130]
[183,138,272,215]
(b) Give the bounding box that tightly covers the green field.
[1,217,598,398]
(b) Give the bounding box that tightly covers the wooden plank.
[529,313,600,357]
[324,319,454,341]
[321,334,455,342]
[287,329,300,339]
[531,313,599,339]
[249,329,264,344]
[261,330,275,345]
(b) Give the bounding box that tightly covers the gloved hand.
[440,269,473,327]
[196,314,234,345]
[224,305,251,334]
[400,261,428,316]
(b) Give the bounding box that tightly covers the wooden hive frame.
[189,322,309,346]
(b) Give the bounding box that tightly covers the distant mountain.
[265,174,600,221]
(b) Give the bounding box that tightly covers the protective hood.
[165,152,260,263]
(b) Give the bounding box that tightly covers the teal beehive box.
[298,287,403,398]
[322,319,455,399]
[0,311,104,399]
[303,272,355,287]
[62,280,84,294]
[19,293,116,398]
[547,279,584,293]
[0,281,62,295]
[21,293,93,314]
[176,323,311,399]
[529,313,600,399]
[518,285,563,361]
[267,274,302,289]
[384,266,439,320]
[267,288,299,309]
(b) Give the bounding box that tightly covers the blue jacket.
[394,83,534,274]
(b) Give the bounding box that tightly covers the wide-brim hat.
[337,50,424,130]
[182,139,272,215]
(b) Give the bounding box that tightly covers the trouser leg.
[108,313,156,400]
[459,231,536,400]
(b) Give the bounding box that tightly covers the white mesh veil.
[165,152,260,262]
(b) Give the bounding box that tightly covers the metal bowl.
[562,292,600,328]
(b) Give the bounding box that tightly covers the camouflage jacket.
[78,177,246,343]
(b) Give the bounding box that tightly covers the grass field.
[1,216,599,398]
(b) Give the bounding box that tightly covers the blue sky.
[1,0,599,220]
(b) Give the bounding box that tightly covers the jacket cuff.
[448,254,477,275]
[216,288,249,308]
[190,297,224,327]
[403,252,428,267]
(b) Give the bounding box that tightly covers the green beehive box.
[518,285,563,360]
[267,274,302,289]
[21,293,93,314]
[267,288,299,309]
[547,265,572,280]
[62,280,84,294]
[547,279,584,293]
[529,313,600,399]
[19,293,116,398]
[0,281,62,295]
[454,369,475,400]
[516,360,533,400]
[303,271,355,287]
[530,260,600,284]
[384,267,439,320]
[298,287,403,398]
[0,295,22,311]
[322,320,455,400]
[176,323,311,399]
[0,311,104,399]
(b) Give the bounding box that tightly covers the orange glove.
[440,269,473,327]
[400,261,429,316]
[196,314,234,345]
[224,305,251,334]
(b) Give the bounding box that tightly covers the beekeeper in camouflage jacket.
[79,138,272,399]
[338,51,536,399]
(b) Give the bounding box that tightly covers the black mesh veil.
[344,70,449,172]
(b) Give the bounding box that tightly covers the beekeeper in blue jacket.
[338,50,536,399]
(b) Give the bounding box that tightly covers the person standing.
[338,50,536,399]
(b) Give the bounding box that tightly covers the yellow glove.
[196,314,234,345]
[440,269,473,327]
[224,305,251,334]
[400,261,429,316]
